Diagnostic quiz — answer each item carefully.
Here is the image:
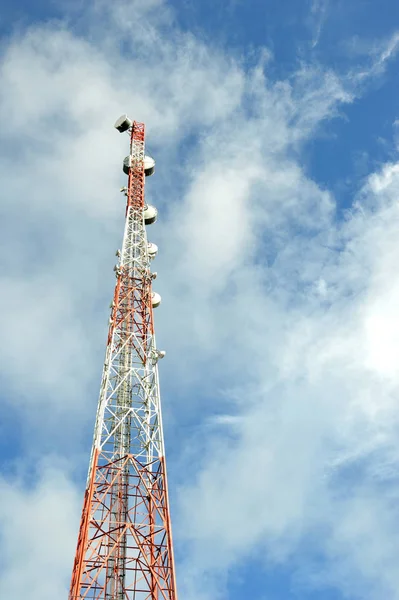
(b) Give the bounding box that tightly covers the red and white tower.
[69,117,178,600]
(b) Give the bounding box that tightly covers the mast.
[69,117,177,600]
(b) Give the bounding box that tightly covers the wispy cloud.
[177,153,399,599]
[347,30,399,84]
[0,459,80,599]
[378,31,399,64]
[310,0,330,48]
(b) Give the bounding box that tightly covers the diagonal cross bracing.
[69,121,177,600]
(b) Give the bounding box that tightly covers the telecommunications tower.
[69,117,177,600]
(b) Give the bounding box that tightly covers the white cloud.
[378,31,399,65]
[176,155,399,599]
[309,0,330,48]
[0,460,80,600]
[348,30,399,84]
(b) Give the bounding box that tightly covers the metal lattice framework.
[69,121,177,600]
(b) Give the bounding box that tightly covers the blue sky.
[1,0,399,599]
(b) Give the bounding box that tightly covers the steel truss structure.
[69,121,177,600]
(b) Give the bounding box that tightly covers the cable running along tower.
[69,116,177,600]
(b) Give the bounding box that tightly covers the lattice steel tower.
[69,117,177,600]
